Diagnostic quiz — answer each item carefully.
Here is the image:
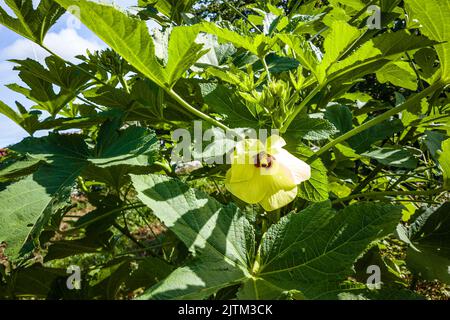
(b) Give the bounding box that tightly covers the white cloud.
[0,38,47,61]
[45,28,105,60]
[0,28,105,63]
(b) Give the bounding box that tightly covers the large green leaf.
[0,100,21,125]
[165,26,209,86]
[7,83,74,118]
[317,20,361,83]
[0,101,40,135]
[247,202,402,299]
[324,104,353,134]
[131,175,400,300]
[131,174,254,299]
[289,144,329,202]
[200,22,274,57]
[89,123,158,168]
[10,57,91,92]
[328,31,437,83]
[0,122,159,257]
[0,0,64,44]
[0,134,90,257]
[286,115,338,141]
[55,0,206,88]
[54,0,166,87]
[86,119,160,191]
[277,34,320,78]
[6,57,91,117]
[325,104,404,153]
[122,256,174,293]
[362,147,418,169]
[404,0,450,82]
[252,53,300,73]
[376,61,418,91]
[1,265,67,298]
[138,0,196,25]
[0,158,44,182]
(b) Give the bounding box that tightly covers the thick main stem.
[314,80,444,158]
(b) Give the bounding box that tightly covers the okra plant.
[0,0,449,300]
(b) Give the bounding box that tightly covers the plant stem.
[113,221,144,248]
[168,89,229,131]
[386,170,412,191]
[154,160,174,176]
[223,1,262,33]
[406,52,425,91]
[332,188,445,204]
[351,163,384,195]
[280,84,324,133]
[313,80,444,158]
[71,204,145,231]
[119,75,130,94]
[262,55,272,83]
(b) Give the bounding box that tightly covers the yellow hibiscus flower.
[225,135,311,211]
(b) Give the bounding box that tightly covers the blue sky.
[0,0,137,147]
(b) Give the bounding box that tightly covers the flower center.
[254,152,275,168]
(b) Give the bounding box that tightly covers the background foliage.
[0,0,449,300]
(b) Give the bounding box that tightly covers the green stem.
[351,164,384,195]
[113,221,144,248]
[406,52,425,91]
[76,95,102,110]
[262,55,272,83]
[280,84,324,133]
[70,204,145,231]
[119,75,130,94]
[167,89,229,131]
[386,170,412,191]
[154,160,174,176]
[332,188,445,204]
[313,80,444,158]
[77,176,89,193]
[223,1,262,33]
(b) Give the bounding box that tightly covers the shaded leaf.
[404,0,450,81]
[362,147,418,169]
[131,174,253,299]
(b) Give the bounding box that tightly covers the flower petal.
[228,161,257,183]
[276,149,311,184]
[259,186,298,211]
[259,160,297,190]
[225,169,267,204]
